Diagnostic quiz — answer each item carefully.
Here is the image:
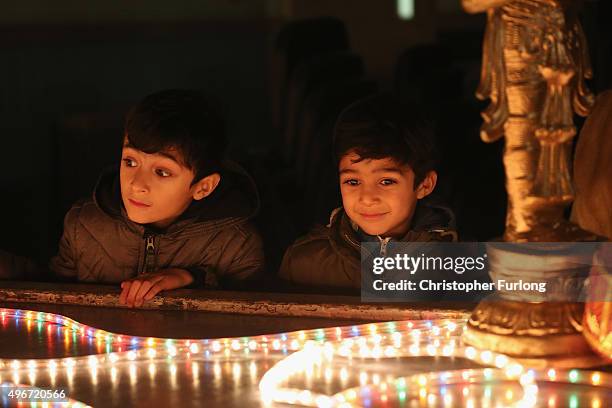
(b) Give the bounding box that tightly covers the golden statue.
[464,0,595,242]
[461,0,605,366]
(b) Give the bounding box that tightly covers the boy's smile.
[339,152,436,238]
[358,212,389,219]
[127,198,151,208]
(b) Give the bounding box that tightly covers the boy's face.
[339,151,435,238]
[120,142,218,229]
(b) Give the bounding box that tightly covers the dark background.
[0,0,610,278]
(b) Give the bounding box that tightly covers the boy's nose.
[130,169,150,193]
[358,186,379,205]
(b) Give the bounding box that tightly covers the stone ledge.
[0,281,472,321]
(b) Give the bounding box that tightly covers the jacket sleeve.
[48,205,81,281]
[279,238,360,289]
[0,249,44,281]
[213,223,264,286]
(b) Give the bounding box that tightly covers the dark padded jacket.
[279,203,457,289]
[47,162,264,287]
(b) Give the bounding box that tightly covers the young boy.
[279,94,457,289]
[49,89,264,306]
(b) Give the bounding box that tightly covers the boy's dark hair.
[124,89,227,182]
[333,93,439,188]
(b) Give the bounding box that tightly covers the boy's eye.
[122,158,137,167]
[342,179,360,186]
[380,178,397,186]
[155,169,172,177]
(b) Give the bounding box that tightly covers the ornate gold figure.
[464,0,595,241]
[461,0,604,366]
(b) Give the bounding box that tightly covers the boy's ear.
[192,173,221,201]
[415,171,437,199]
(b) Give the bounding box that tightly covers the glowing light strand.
[1,308,610,408]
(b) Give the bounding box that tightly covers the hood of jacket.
[326,199,457,257]
[92,160,260,234]
[408,198,457,232]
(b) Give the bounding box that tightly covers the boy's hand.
[119,268,194,308]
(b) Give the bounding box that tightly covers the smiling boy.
[49,89,264,306]
[279,94,457,289]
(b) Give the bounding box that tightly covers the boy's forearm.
[179,268,203,288]
[219,229,265,286]
[50,205,81,283]
[48,255,78,282]
[158,268,194,288]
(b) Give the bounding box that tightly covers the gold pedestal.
[464,298,603,368]
[462,243,606,368]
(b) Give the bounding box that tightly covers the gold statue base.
[464,299,605,368]
[462,242,607,368]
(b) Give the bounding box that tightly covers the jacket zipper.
[379,237,391,256]
[344,234,391,257]
[140,233,157,274]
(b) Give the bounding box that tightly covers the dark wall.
[0,22,272,261]
[0,0,609,264]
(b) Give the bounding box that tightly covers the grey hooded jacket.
[279,202,457,289]
[47,162,264,287]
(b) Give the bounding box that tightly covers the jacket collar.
[330,200,456,251]
[92,160,260,235]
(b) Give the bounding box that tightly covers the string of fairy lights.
[0,308,610,407]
